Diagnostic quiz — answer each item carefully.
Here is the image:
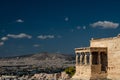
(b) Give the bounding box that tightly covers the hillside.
[0,53,75,68]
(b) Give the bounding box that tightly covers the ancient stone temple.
[72,34,120,80]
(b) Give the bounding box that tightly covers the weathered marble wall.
[90,36,120,80]
[72,65,91,80]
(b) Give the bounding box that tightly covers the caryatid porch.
[75,47,108,71]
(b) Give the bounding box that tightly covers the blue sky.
[0,0,120,57]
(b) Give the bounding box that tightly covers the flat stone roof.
[91,34,120,41]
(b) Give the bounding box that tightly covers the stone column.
[90,53,92,65]
[84,53,87,65]
[98,52,101,64]
[76,53,79,65]
[80,53,82,64]
[83,53,85,64]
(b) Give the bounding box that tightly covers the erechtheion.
[72,34,120,80]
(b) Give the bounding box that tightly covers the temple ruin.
[72,34,120,80]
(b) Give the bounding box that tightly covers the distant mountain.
[0,52,75,60]
[0,53,75,68]
[31,53,75,61]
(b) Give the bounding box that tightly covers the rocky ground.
[0,72,71,80]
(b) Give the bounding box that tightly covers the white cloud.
[0,42,4,46]
[76,26,81,30]
[16,19,24,23]
[90,21,119,29]
[83,26,86,29]
[37,35,55,40]
[1,37,8,41]
[65,17,69,21]
[33,44,40,47]
[7,33,32,39]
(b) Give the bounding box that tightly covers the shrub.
[65,66,75,77]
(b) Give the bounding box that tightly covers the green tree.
[65,66,75,77]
